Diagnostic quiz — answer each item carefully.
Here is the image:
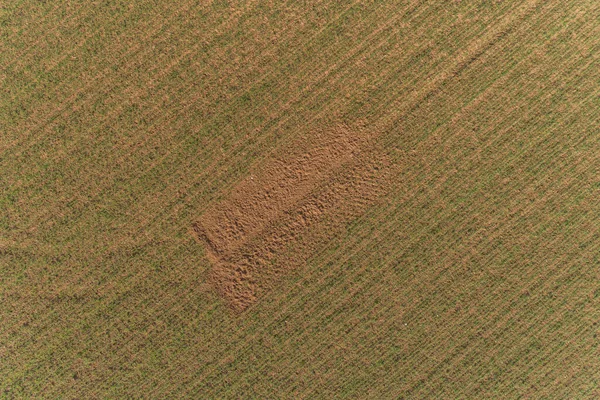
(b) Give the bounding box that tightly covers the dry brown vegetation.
[1,0,600,398]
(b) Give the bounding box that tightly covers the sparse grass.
[1,0,599,398]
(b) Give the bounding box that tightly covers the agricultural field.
[1,0,599,398]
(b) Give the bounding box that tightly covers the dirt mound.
[193,124,392,311]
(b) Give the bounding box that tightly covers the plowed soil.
[193,125,391,311]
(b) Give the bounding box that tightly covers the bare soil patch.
[192,124,392,311]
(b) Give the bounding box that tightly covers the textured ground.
[193,124,392,311]
[1,0,599,398]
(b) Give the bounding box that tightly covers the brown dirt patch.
[192,124,392,311]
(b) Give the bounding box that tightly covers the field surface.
[2,0,600,398]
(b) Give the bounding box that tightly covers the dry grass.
[1,0,599,398]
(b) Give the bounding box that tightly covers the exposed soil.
[192,124,392,311]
